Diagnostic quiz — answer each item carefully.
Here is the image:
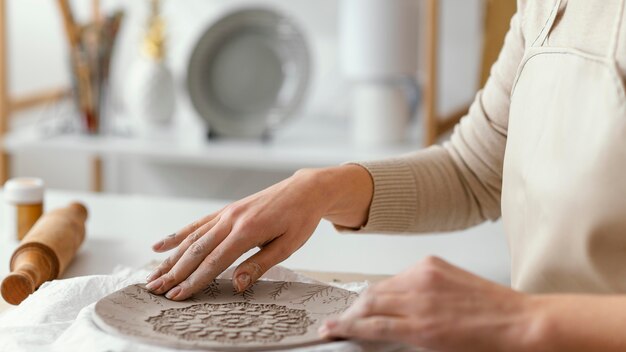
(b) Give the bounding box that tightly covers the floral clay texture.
[93,279,358,351]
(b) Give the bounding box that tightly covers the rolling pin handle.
[2,246,55,305]
[1,202,87,305]
[1,271,36,305]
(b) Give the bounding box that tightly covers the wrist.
[293,165,373,228]
[508,295,556,352]
[291,167,344,216]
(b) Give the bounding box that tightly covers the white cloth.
[0,266,410,352]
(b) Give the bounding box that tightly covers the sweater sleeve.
[338,4,527,234]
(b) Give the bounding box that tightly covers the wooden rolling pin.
[1,202,88,305]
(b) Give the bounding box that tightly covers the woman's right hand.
[144,165,373,301]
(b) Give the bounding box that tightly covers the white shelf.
[2,121,425,172]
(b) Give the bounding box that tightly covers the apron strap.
[608,0,625,59]
[531,0,563,47]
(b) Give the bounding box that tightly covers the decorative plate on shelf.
[187,8,311,139]
[92,280,358,351]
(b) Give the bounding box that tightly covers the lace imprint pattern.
[146,302,314,344]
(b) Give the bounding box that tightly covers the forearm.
[344,146,494,234]
[523,294,626,351]
[294,165,373,229]
[314,146,495,235]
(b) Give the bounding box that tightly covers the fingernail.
[166,286,182,300]
[152,241,164,251]
[325,319,338,330]
[146,278,163,291]
[146,269,160,282]
[319,320,337,337]
[236,273,250,291]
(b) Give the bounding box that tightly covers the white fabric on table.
[0,266,410,352]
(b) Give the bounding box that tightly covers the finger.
[368,257,453,294]
[340,291,408,322]
[148,219,231,295]
[165,226,262,301]
[152,211,220,252]
[232,236,295,292]
[146,217,221,283]
[367,278,412,295]
[319,316,412,342]
[152,220,232,295]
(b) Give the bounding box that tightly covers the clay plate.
[92,279,358,351]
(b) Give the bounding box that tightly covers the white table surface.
[0,190,511,308]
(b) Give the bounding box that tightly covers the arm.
[143,3,528,300]
[320,256,626,352]
[302,165,374,230]
[526,294,626,351]
[144,164,373,300]
[346,3,527,234]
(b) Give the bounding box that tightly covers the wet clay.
[93,279,358,351]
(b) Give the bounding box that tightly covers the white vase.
[340,0,419,80]
[339,0,419,147]
[127,56,176,137]
[125,0,177,139]
[351,83,410,147]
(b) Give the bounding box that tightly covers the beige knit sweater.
[348,0,626,234]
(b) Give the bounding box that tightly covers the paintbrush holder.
[69,50,104,134]
[67,12,124,135]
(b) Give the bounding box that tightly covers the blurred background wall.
[7,0,484,200]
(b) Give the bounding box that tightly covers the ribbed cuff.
[337,158,418,233]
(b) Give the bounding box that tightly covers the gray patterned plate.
[92,280,358,351]
[187,8,311,139]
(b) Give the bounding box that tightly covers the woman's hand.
[320,256,540,352]
[145,165,373,301]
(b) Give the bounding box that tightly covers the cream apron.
[502,0,626,293]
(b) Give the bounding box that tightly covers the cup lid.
[4,178,45,204]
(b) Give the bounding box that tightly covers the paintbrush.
[57,0,99,133]
[57,0,81,50]
[92,0,102,24]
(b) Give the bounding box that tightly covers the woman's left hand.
[319,256,541,352]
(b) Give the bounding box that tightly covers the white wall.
[8,0,485,199]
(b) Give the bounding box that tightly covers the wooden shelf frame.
[423,0,469,146]
[422,0,516,146]
[0,0,71,184]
